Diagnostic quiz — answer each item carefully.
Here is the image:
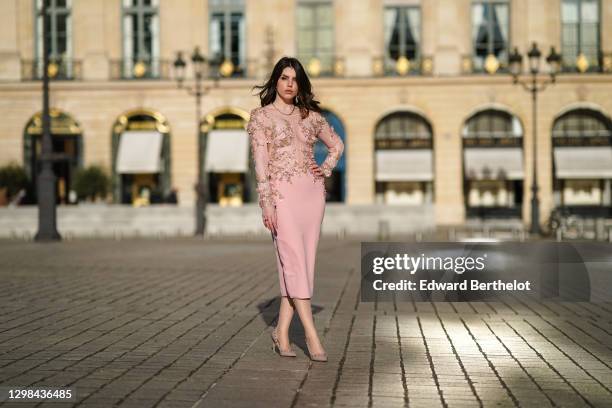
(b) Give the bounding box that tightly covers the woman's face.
[276,67,298,101]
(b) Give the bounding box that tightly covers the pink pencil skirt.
[271,172,325,299]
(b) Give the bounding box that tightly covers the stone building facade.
[0,0,611,228]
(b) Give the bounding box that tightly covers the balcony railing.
[208,58,251,79]
[559,51,612,74]
[110,58,172,80]
[111,58,257,80]
[461,54,510,75]
[461,51,612,75]
[372,55,433,77]
[21,59,82,81]
[296,54,346,78]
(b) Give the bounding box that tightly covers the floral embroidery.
[318,118,344,178]
[298,119,318,143]
[247,106,344,209]
[247,108,275,208]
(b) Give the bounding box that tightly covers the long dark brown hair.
[252,57,321,119]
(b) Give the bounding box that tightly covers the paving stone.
[0,238,610,407]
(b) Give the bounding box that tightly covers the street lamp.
[173,47,221,236]
[35,0,61,242]
[509,42,561,235]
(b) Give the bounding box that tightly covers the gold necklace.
[272,102,296,115]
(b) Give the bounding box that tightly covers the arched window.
[111,110,171,204]
[462,109,524,217]
[23,109,83,205]
[314,110,346,202]
[552,108,612,215]
[375,111,432,148]
[201,109,249,206]
[374,111,433,205]
[462,109,522,140]
[553,109,612,139]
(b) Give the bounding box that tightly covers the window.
[122,0,160,78]
[314,111,346,202]
[384,6,421,75]
[561,0,600,71]
[374,112,434,206]
[375,112,432,147]
[552,109,612,212]
[471,0,510,72]
[553,109,612,139]
[209,0,245,77]
[297,0,334,76]
[462,109,524,215]
[35,0,72,78]
[462,110,522,139]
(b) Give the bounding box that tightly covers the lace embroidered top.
[246,104,345,209]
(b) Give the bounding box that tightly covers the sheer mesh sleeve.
[247,108,275,209]
[316,113,345,177]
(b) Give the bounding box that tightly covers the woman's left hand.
[310,163,324,177]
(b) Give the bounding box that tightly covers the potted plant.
[73,165,110,203]
[0,162,28,206]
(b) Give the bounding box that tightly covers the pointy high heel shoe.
[305,337,328,362]
[271,328,296,357]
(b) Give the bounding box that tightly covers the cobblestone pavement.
[0,238,611,408]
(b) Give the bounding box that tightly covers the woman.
[247,57,344,362]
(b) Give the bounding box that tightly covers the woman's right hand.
[262,205,277,236]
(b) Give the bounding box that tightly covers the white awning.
[554,146,612,178]
[116,131,163,174]
[375,149,433,181]
[464,147,524,180]
[204,130,249,173]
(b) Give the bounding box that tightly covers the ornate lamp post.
[509,42,562,235]
[35,0,61,242]
[173,47,221,236]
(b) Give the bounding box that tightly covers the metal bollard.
[596,218,604,241]
[556,226,563,242]
[448,227,456,242]
[336,227,346,240]
[378,220,390,241]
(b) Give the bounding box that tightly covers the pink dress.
[247,105,344,299]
